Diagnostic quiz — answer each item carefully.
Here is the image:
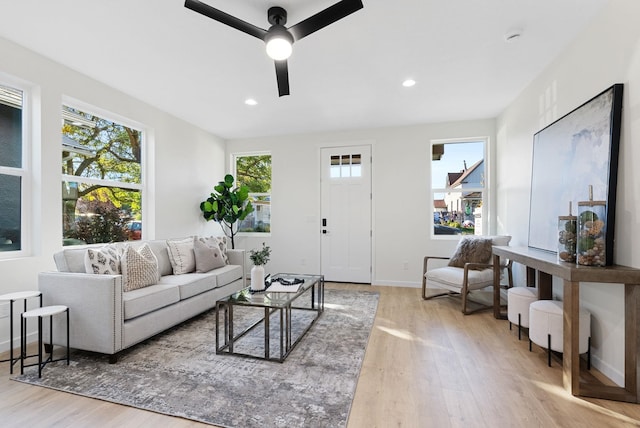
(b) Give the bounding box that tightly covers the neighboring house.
[444,159,484,223]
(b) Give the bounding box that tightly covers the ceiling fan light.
[266,38,292,60]
[265,26,294,60]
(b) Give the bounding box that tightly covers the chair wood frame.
[422,255,513,315]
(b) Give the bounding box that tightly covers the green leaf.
[212,200,218,212]
[232,205,239,215]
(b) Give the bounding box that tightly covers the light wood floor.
[2,284,640,427]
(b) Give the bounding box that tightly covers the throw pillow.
[448,236,494,269]
[84,246,121,275]
[166,237,196,275]
[121,243,160,291]
[194,239,226,273]
[198,235,229,264]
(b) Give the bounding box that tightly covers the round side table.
[20,305,70,378]
[0,291,42,374]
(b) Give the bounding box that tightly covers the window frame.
[232,151,271,237]
[0,76,31,258]
[430,137,488,239]
[61,97,146,245]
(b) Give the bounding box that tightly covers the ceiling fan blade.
[275,60,290,97]
[184,0,267,40]
[288,0,363,41]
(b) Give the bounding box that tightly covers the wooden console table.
[492,245,640,403]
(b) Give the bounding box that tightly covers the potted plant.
[200,174,254,249]
[249,242,271,291]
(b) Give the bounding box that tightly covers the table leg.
[264,307,270,360]
[538,271,553,300]
[493,254,502,319]
[625,283,640,401]
[563,279,581,395]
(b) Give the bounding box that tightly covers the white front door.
[320,145,371,283]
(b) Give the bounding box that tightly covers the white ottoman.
[529,300,591,367]
[507,287,537,340]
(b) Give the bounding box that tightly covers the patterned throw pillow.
[166,237,196,275]
[198,235,229,264]
[194,239,226,273]
[121,243,160,292]
[448,236,493,269]
[84,246,122,275]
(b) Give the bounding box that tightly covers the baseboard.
[371,280,420,288]
[590,354,624,387]
[0,331,38,355]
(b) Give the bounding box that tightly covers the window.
[234,153,271,233]
[0,83,26,253]
[431,139,486,237]
[62,104,143,245]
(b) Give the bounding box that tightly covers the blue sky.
[431,141,484,189]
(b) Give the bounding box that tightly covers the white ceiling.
[0,0,607,139]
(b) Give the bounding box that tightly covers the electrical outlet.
[0,304,9,319]
[402,261,409,270]
[301,258,306,266]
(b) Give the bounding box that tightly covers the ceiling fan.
[184,0,364,97]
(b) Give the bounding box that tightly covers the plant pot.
[250,265,265,291]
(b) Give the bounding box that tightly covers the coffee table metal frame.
[216,273,324,363]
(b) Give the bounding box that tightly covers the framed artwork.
[528,84,623,265]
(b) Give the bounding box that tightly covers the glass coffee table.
[215,273,324,362]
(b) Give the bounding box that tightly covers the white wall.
[227,118,497,286]
[0,36,226,351]
[496,1,640,385]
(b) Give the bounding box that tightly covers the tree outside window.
[62,105,143,245]
[235,154,271,233]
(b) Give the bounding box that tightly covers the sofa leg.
[44,343,53,353]
[109,354,118,364]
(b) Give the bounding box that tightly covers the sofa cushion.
[167,237,196,275]
[130,240,173,277]
[121,244,160,292]
[199,236,229,264]
[84,246,121,275]
[160,272,218,300]
[213,264,243,287]
[194,239,226,273]
[123,283,181,320]
[54,247,94,273]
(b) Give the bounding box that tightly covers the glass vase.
[577,200,606,266]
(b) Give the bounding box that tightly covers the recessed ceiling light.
[402,79,416,87]
[245,98,258,106]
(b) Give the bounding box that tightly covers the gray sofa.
[38,238,245,363]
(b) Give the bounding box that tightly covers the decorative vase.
[250,265,265,291]
[558,202,577,263]
[577,186,607,266]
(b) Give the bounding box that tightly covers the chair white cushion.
[425,266,495,292]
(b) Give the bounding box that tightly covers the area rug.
[13,288,379,428]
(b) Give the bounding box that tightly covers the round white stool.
[20,305,69,378]
[529,300,591,367]
[0,291,42,374]
[507,287,537,340]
